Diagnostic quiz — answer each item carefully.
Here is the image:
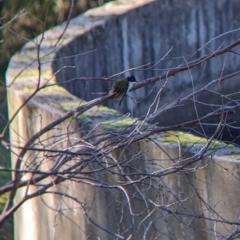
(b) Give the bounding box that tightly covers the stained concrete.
[6,0,240,239]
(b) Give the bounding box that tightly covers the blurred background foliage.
[0,0,113,83]
[0,1,113,239]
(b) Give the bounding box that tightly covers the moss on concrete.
[102,116,136,130]
[160,130,240,159]
[22,84,69,95]
[162,131,228,148]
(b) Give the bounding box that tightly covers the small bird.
[110,75,137,106]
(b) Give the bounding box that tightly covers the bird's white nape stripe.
[127,81,135,92]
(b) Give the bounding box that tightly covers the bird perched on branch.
[110,75,137,106]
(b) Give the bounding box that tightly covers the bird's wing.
[112,80,128,106]
[118,88,128,106]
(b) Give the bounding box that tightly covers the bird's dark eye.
[128,75,136,82]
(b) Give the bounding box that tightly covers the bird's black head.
[127,75,137,82]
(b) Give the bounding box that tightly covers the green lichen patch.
[76,114,93,124]
[74,103,138,130]
[8,68,53,83]
[229,153,240,160]
[102,116,137,130]
[162,131,232,149]
[75,105,121,122]
[94,105,121,117]
[58,96,85,112]
[22,84,69,96]
[157,131,240,159]
[79,105,142,130]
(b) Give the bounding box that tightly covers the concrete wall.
[52,0,240,143]
[5,0,240,239]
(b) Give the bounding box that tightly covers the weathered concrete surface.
[52,0,240,143]
[5,0,240,239]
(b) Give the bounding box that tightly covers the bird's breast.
[127,82,134,92]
